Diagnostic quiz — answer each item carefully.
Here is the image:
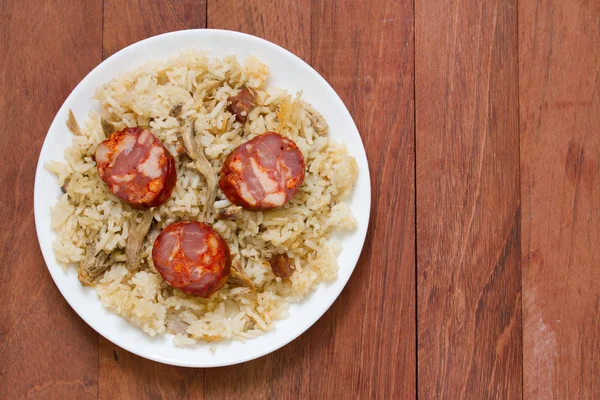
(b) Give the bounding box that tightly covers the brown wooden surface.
[0,1,102,399]
[309,1,416,398]
[415,0,522,398]
[519,0,600,398]
[102,0,206,59]
[1,0,599,398]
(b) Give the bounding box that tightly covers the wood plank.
[519,0,600,398]
[99,341,204,399]
[415,0,522,398]
[0,0,102,399]
[205,2,312,398]
[202,338,310,400]
[207,0,311,63]
[310,1,416,398]
[102,0,206,58]
[99,2,206,399]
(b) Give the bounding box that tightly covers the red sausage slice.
[95,127,177,208]
[219,132,305,210]
[152,221,231,297]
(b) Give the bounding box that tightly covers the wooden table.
[1,0,598,398]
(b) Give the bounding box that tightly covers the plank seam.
[413,0,419,397]
[516,0,524,398]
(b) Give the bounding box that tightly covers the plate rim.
[34,28,371,367]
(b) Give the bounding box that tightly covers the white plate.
[34,29,371,367]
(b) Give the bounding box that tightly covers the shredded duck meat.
[169,103,183,118]
[100,118,116,137]
[78,233,111,286]
[182,122,217,219]
[228,261,255,290]
[125,210,153,271]
[217,205,243,220]
[66,109,82,135]
[301,101,328,136]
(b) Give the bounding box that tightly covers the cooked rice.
[46,50,358,345]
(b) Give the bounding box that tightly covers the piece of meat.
[227,87,257,123]
[95,127,177,208]
[217,205,243,220]
[219,132,305,211]
[181,122,216,218]
[101,118,116,137]
[66,109,81,135]
[125,210,153,271]
[169,103,183,118]
[268,254,295,278]
[78,232,112,286]
[228,261,255,290]
[152,221,231,297]
[301,101,328,136]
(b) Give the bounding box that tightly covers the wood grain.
[102,0,206,58]
[310,0,416,398]
[519,0,600,398]
[0,1,102,399]
[204,2,313,398]
[202,339,311,400]
[98,2,207,399]
[8,0,600,397]
[208,0,311,63]
[99,340,205,399]
[415,0,522,398]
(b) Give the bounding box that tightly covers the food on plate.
[217,204,243,220]
[219,132,305,211]
[78,231,113,286]
[181,122,216,218]
[66,109,82,136]
[227,86,256,123]
[152,221,231,297]
[229,261,255,289]
[268,254,295,279]
[125,210,153,271]
[101,118,116,137]
[46,51,358,344]
[78,210,153,286]
[95,127,177,208]
[300,101,328,136]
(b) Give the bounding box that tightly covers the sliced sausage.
[227,87,256,123]
[152,221,231,297]
[219,132,305,211]
[95,127,176,208]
